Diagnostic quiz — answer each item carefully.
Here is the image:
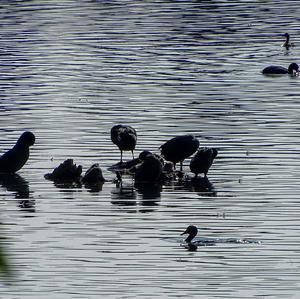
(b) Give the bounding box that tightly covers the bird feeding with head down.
[111,124,137,163]
[160,135,199,171]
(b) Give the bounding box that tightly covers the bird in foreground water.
[111,125,137,162]
[160,135,199,171]
[282,33,294,49]
[262,62,299,76]
[181,225,199,251]
[190,147,218,177]
[0,131,35,173]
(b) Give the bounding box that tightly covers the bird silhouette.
[111,125,137,162]
[282,33,294,49]
[190,147,218,177]
[160,135,199,171]
[0,131,35,173]
[134,153,163,182]
[181,225,199,251]
[262,62,299,75]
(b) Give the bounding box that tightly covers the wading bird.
[160,135,199,171]
[190,147,218,177]
[111,125,137,162]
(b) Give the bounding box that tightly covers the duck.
[262,62,299,76]
[190,147,218,177]
[111,124,137,162]
[282,33,294,49]
[181,225,198,243]
[134,153,163,182]
[181,225,199,251]
[0,131,35,173]
[160,135,199,171]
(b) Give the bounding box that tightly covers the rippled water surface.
[1,1,300,298]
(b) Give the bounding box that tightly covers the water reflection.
[111,181,137,206]
[84,181,105,193]
[134,182,161,201]
[0,173,35,212]
[111,180,161,212]
[164,176,217,197]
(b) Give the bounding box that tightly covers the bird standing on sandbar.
[111,125,137,162]
[160,135,199,171]
[0,131,35,173]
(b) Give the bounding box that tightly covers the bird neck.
[185,233,196,243]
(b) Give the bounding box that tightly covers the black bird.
[111,125,137,162]
[181,225,198,251]
[262,62,299,75]
[181,225,198,243]
[134,153,163,183]
[282,33,294,49]
[0,131,35,173]
[190,147,218,177]
[160,135,199,171]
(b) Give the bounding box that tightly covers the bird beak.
[181,229,188,235]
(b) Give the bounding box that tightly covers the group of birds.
[110,124,218,183]
[2,33,293,250]
[262,33,298,75]
[0,126,218,182]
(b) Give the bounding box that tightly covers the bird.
[134,153,163,182]
[181,225,199,251]
[181,225,198,243]
[160,135,199,171]
[282,33,294,49]
[190,147,218,177]
[0,131,35,173]
[111,125,137,162]
[262,62,299,75]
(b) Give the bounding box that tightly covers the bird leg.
[120,150,123,163]
[131,150,134,159]
[180,161,183,172]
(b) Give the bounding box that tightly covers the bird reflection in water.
[0,173,35,212]
[134,182,161,203]
[111,175,161,211]
[171,176,217,197]
[111,179,137,206]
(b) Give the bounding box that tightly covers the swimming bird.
[181,225,199,251]
[262,62,299,75]
[111,125,137,162]
[134,153,163,182]
[181,225,198,243]
[282,33,294,49]
[190,147,218,177]
[160,135,199,171]
[0,131,35,173]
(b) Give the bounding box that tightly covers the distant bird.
[160,135,199,171]
[282,33,294,49]
[181,225,198,243]
[111,125,137,162]
[262,62,299,75]
[134,153,163,182]
[0,131,35,173]
[190,147,218,177]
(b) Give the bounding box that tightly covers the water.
[0,1,300,298]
